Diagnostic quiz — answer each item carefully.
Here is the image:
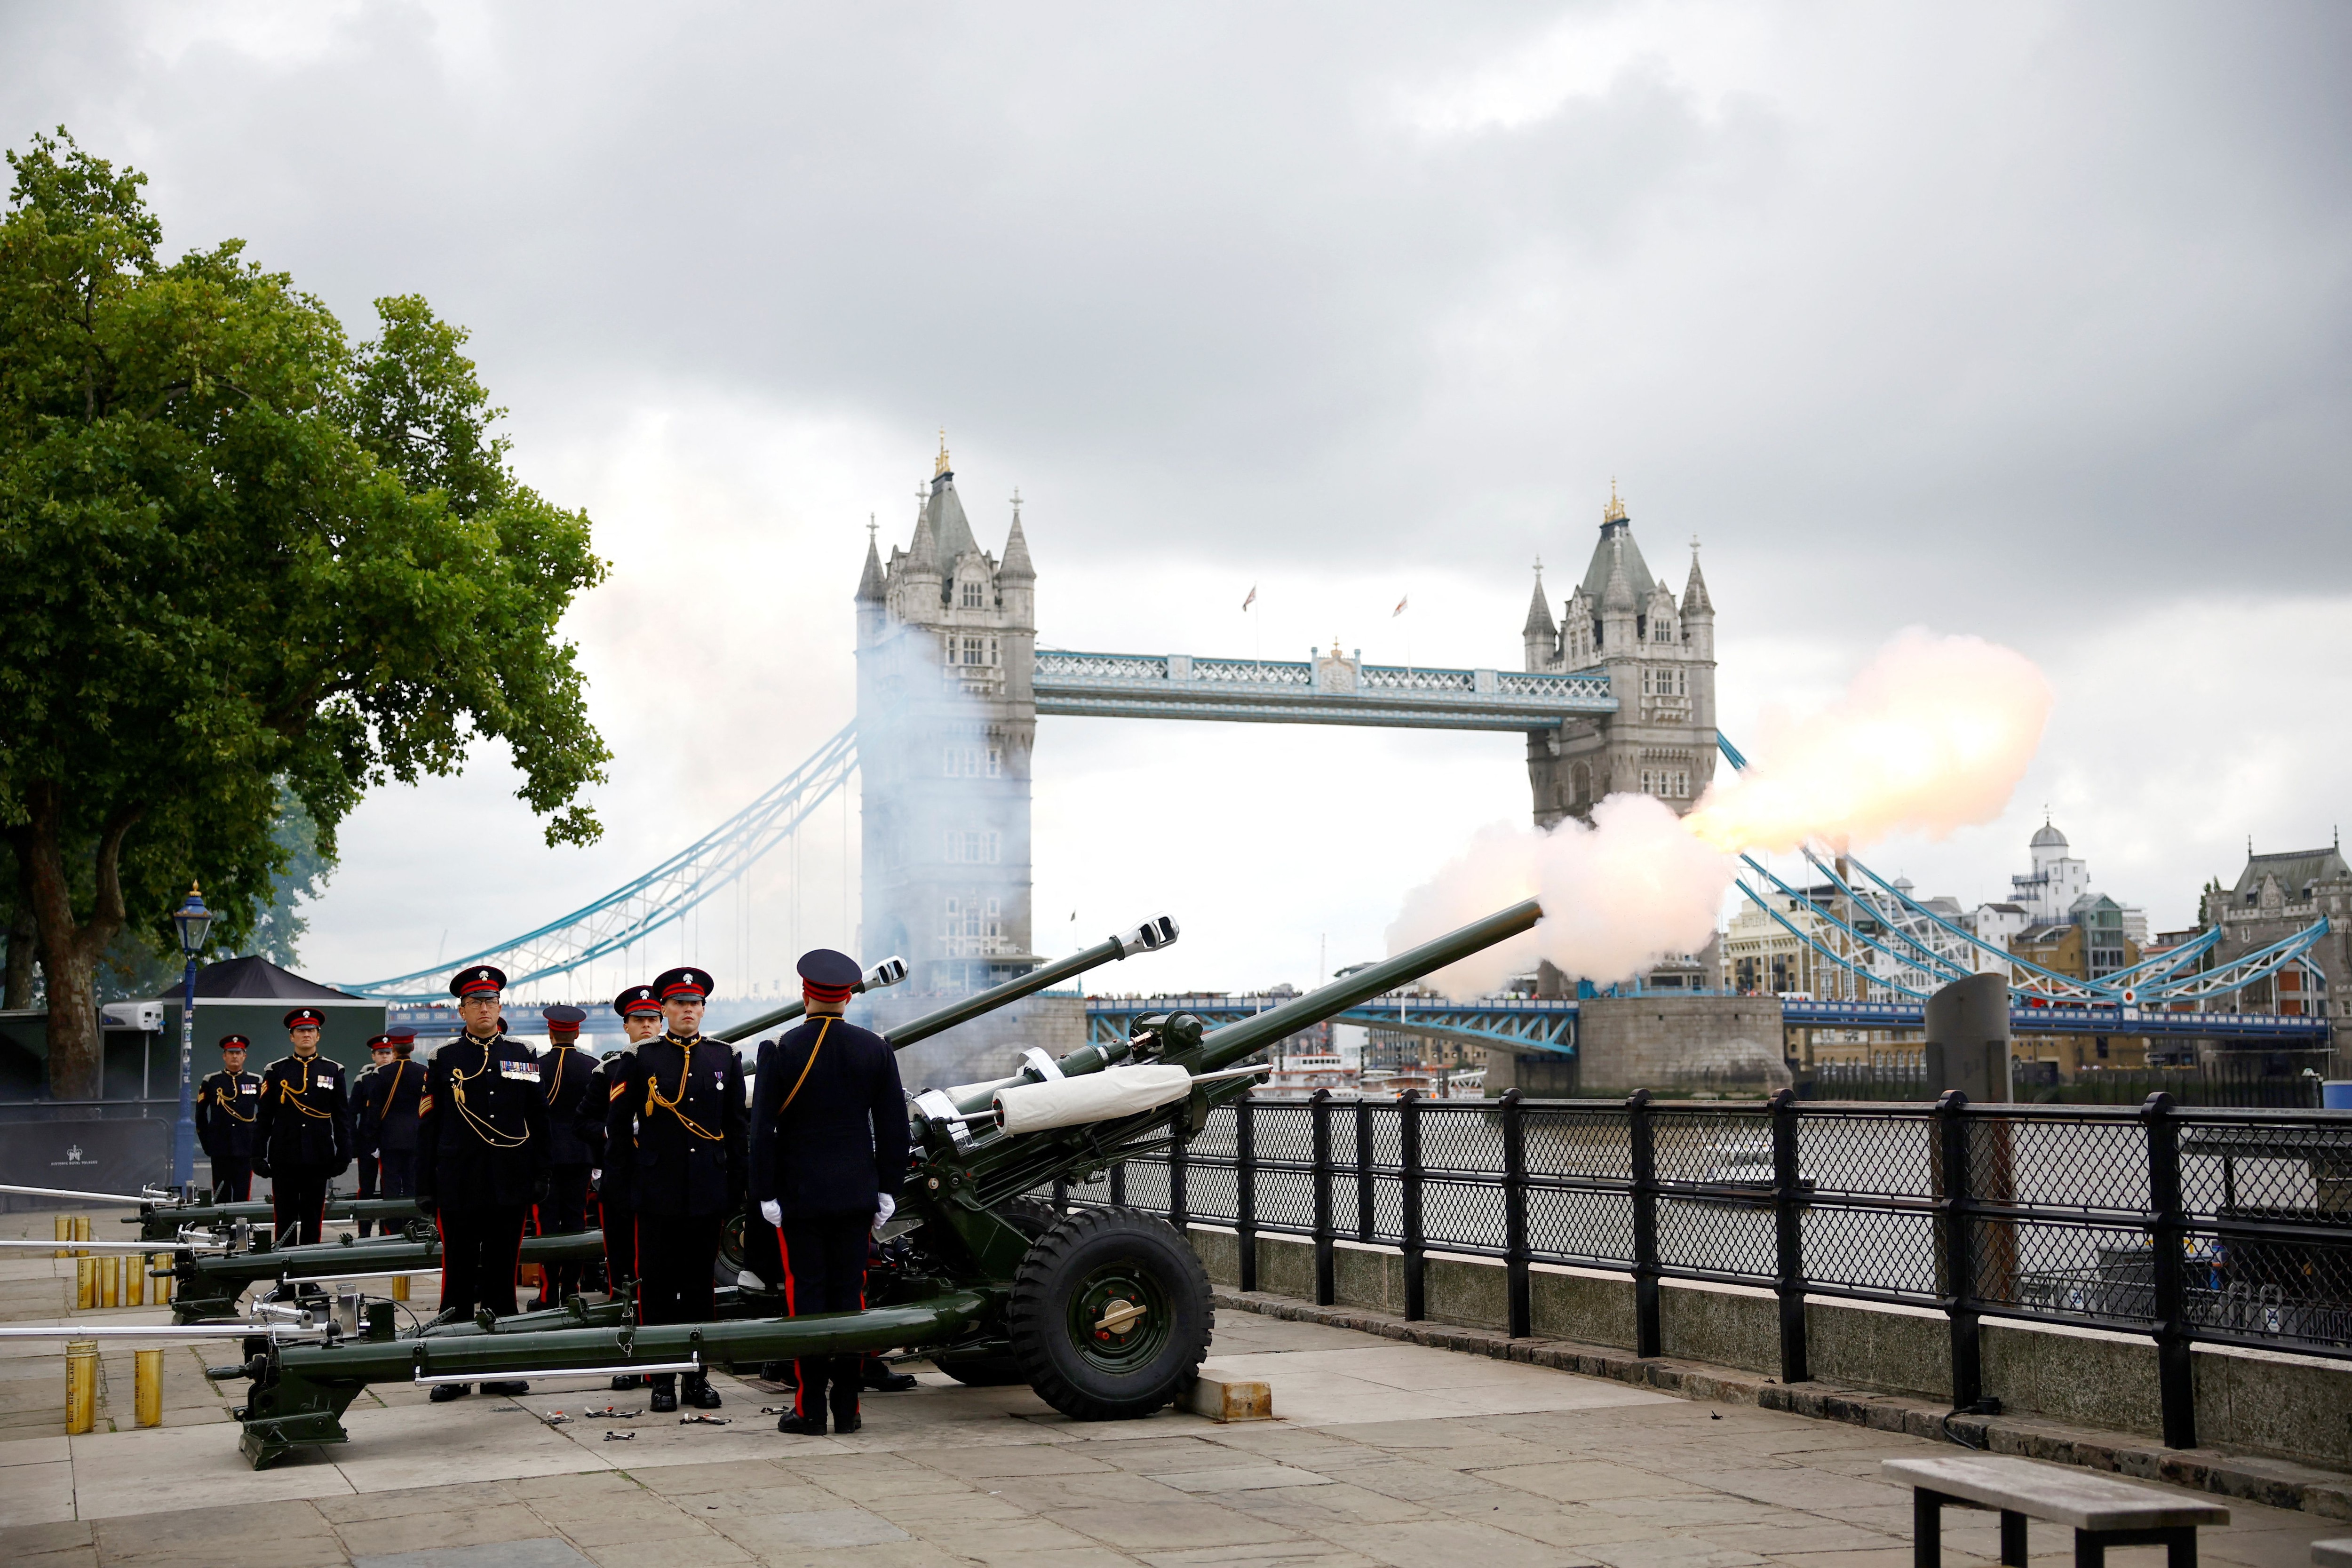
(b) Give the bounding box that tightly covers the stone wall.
[1486,994,1790,1096]
[1181,1226,2352,1472]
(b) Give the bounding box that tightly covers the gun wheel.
[931,1201,1063,1386]
[1009,1206,1210,1420]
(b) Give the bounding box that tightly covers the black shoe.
[760,1361,795,1385]
[610,1374,644,1391]
[682,1376,723,1410]
[775,1412,827,1435]
[830,1403,862,1434]
[429,1383,473,1403]
[863,1365,917,1393]
[481,1380,530,1396]
[649,1381,678,1414]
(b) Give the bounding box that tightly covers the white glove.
[873,1193,896,1229]
[759,1199,781,1227]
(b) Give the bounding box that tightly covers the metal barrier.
[1055,1089,2352,1451]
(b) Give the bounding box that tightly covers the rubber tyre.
[1008,1207,1211,1420]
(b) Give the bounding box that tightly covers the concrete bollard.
[75,1257,96,1311]
[390,1273,410,1303]
[135,1348,163,1427]
[65,1340,97,1435]
[99,1255,119,1309]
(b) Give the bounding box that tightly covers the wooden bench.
[1883,1455,2229,1568]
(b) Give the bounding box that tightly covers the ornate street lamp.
[170,884,214,1192]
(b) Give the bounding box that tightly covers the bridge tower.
[855,437,1040,995]
[1519,485,1718,828]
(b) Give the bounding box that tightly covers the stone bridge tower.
[854,437,1040,999]
[1518,485,1718,828]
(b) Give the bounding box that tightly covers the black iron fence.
[1055,1089,2352,1450]
[1797,1055,2331,1108]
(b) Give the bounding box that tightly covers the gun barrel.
[1188,898,1542,1075]
[716,955,910,1045]
[884,915,1178,1051]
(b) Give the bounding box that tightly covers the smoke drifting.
[1390,630,2055,997]
[1684,631,2054,856]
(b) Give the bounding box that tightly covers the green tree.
[0,130,609,1098]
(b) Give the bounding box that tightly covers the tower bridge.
[345,440,2330,1072]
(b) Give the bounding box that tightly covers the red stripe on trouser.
[774,1225,810,1417]
[509,1221,524,1314]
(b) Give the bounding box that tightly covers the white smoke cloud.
[1390,629,2055,997]
[1685,629,2054,855]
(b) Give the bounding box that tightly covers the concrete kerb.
[1208,1283,2352,1522]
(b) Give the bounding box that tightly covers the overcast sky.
[8,2,2347,997]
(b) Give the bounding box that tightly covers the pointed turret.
[1522,568,1556,637]
[1521,565,1557,672]
[857,519,887,604]
[1680,542,1714,661]
[1001,507,1035,583]
[1682,549,1712,617]
[908,506,938,569]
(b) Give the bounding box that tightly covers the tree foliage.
[0,129,610,1096]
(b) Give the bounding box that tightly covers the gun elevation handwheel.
[1008,1206,1211,1420]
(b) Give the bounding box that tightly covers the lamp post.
[170,885,214,1193]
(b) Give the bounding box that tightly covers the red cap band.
[802,980,855,1006]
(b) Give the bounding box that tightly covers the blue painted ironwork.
[1714,734,2330,1019]
[1082,993,1579,1056]
[1779,997,2333,1042]
[343,722,859,1003]
[1034,649,1614,731]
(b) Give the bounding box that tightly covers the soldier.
[749,949,907,1435]
[251,1008,352,1248]
[355,1028,425,1221]
[350,1034,396,1235]
[195,1035,262,1202]
[606,966,744,1413]
[585,984,660,1389]
[415,965,547,1403]
[531,1004,598,1309]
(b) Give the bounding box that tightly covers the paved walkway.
[3,1209,2344,1567]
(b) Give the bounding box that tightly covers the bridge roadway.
[1033,647,1616,730]
[385,992,2328,1053]
[1084,993,2332,1055]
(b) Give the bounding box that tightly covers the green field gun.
[220,901,1539,1470]
[167,1227,612,1324]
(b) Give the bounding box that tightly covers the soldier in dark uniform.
[415,965,548,1403]
[251,1008,352,1247]
[530,1004,598,1309]
[749,949,907,1435]
[350,1035,396,1235]
[584,984,660,1387]
[355,1028,426,1220]
[196,1035,262,1202]
[606,966,744,1413]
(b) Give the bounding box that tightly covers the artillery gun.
[219,900,1539,1468]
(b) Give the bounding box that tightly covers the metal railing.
[1051,1089,2352,1450]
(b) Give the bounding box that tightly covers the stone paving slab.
[0,1307,2337,1566]
[2,1218,2345,1566]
